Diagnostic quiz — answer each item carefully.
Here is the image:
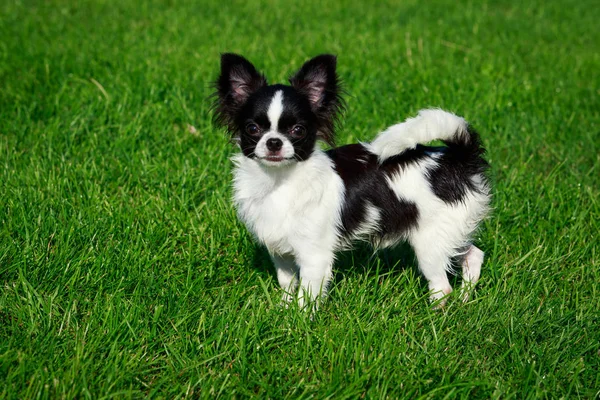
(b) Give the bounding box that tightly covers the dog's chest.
[241,183,301,244]
[232,154,343,254]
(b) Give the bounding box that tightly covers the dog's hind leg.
[409,231,454,308]
[460,245,484,302]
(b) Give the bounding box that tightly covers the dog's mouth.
[265,155,285,162]
[259,155,294,163]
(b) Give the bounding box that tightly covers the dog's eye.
[245,124,260,136]
[290,125,306,138]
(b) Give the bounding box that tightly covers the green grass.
[1,0,599,398]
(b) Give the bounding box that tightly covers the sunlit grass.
[1,0,598,398]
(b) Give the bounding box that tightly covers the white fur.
[232,149,345,307]
[460,245,484,302]
[267,90,284,130]
[368,108,469,162]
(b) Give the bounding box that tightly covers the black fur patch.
[289,54,345,147]
[327,144,421,244]
[427,126,490,204]
[212,53,267,135]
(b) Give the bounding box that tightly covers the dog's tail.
[367,108,484,161]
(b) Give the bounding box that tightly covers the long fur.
[212,54,491,310]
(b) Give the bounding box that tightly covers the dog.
[212,53,490,310]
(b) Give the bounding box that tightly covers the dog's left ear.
[290,54,344,146]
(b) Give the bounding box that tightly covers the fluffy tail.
[368,108,482,161]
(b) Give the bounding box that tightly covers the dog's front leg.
[295,251,335,311]
[272,254,299,304]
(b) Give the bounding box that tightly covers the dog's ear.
[213,53,267,133]
[290,54,344,146]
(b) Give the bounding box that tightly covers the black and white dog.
[213,54,490,309]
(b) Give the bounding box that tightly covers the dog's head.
[213,54,343,167]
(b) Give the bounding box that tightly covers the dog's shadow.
[250,242,419,287]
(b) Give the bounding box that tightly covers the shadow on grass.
[249,239,471,299]
[250,241,418,284]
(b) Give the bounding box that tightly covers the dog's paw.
[279,291,294,307]
[459,282,477,303]
[430,286,452,309]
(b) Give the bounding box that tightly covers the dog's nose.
[266,138,283,151]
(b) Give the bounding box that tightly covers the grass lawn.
[1,0,599,398]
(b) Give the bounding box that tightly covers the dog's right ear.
[213,54,267,133]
